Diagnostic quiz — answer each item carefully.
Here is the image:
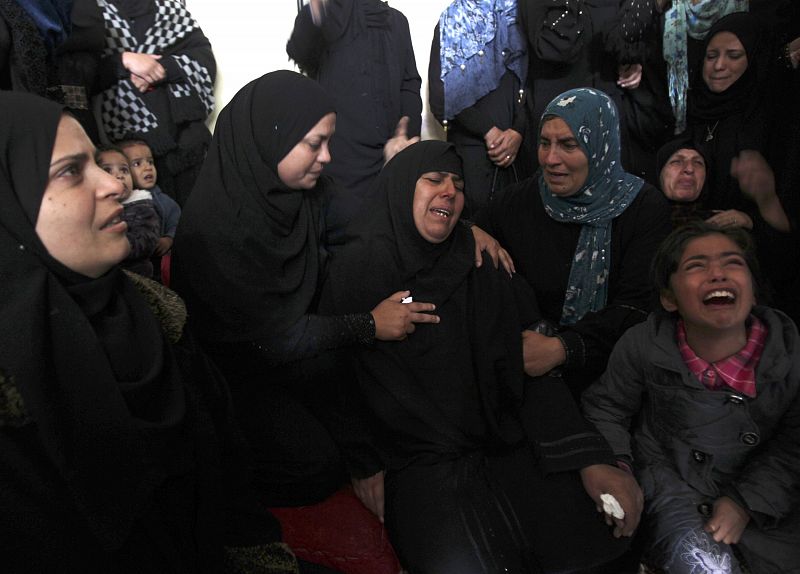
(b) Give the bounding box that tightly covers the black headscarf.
[655,135,713,225]
[331,139,470,314]
[689,12,767,124]
[173,70,336,343]
[655,134,707,179]
[327,141,526,464]
[0,92,192,552]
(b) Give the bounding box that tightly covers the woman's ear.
[659,289,678,313]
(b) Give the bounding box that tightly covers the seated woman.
[656,136,788,231]
[326,139,643,574]
[0,92,297,572]
[478,88,671,396]
[170,71,513,508]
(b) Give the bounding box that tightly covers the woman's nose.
[544,146,560,165]
[97,167,124,199]
[318,143,331,165]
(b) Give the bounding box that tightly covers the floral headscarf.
[538,88,644,325]
[439,0,527,119]
[663,0,748,133]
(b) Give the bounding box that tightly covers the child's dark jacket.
[583,306,800,532]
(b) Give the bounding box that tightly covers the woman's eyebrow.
[50,152,89,169]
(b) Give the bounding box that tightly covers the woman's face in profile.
[277,112,336,190]
[35,115,130,277]
[703,31,748,93]
[538,117,589,197]
[412,171,464,243]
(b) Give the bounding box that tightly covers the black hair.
[95,144,128,163]
[116,139,151,153]
[652,221,761,297]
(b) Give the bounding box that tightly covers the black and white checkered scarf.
[96,0,214,143]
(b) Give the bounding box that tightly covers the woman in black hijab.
[0,91,297,572]
[326,140,643,574]
[687,12,796,321]
[173,70,439,507]
[686,12,792,232]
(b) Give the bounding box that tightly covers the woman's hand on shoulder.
[579,464,643,538]
[352,470,385,523]
[471,225,515,275]
[371,290,439,341]
[521,330,566,377]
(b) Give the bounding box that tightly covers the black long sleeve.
[250,312,374,367]
[478,179,671,392]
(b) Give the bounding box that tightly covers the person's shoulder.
[618,311,672,351]
[124,271,187,344]
[616,181,671,232]
[755,305,800,353]
[494,175,540,212]
[632,181,669,210]
[386,2,410,22]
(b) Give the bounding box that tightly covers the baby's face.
[98,150,133,201]
[124,143,157,189]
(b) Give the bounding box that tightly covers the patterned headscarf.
[538,88,644,326]
[662,0,748,133]
[439,0,527,119]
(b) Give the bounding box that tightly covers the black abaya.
[327,140,628,574]
[0,91,284,572]
[287,0,423,247]
[173,71,380,504]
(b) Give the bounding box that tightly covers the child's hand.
[704,496,750,544]
[155,236,173,257]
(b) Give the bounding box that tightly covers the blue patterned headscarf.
[538,88,644,326]
[662,0,748,134]
[439,0,527,119]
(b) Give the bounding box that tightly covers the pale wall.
[186,0,449,139]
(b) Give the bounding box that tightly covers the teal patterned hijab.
[663,0,748,133]
[538,88,644,326]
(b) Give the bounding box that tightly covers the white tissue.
[600,493,625,519]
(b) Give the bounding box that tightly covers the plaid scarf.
[677,314,767,397]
